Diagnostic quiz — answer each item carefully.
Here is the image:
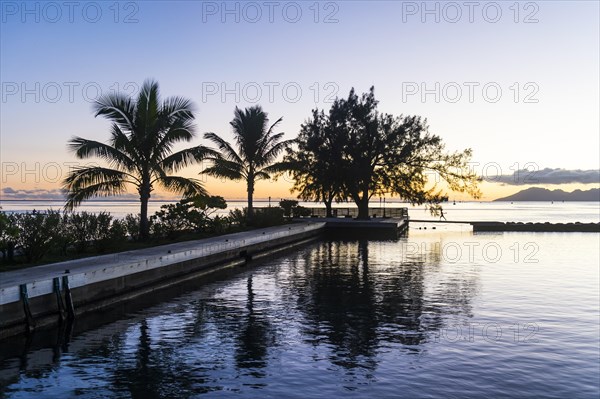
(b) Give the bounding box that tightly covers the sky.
[1,0,599,202]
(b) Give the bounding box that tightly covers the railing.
[256,207,409,219]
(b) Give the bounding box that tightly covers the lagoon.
[1,231,598,398]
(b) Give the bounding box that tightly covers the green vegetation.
[0,209,18,262]
[202,106,292,223]
[0,210,127,267]
[0,197,290,270]
[150,195,227,239]
[63,79,214,241]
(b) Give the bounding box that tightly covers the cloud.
[486,168,600,185]
[1,187,66,200]
[0,187,178,201]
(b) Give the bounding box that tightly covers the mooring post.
[19,284,36,334]
[53,277,66,322]
[62,275,75,320]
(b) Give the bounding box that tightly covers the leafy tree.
[287,87,480,219]
[280,109,346,217]
[63,79,214,240]
[202,106,292,223]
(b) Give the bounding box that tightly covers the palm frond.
[63,166,138,191]
[256,130,284,160]
[155,175,207,198]
[62,166,135,213]
[265,116,283,136]
[68,136,137,171]
[151,121,196,162]
[254,171,271,181]
[161,96,195,119]
[204,132,243,163]
[93,94,135,132]
[134,79,160,157]
[158,146,217,173]
[259,139,294,165]
[202,158,245,181]
[262,160,294,175]
[63,180,128,211]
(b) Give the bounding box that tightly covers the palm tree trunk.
[247,179,254,224]
[139,188,151,241]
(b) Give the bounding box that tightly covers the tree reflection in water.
[1,237,478,397]
[234,275,275,381]
[286,238,478,372]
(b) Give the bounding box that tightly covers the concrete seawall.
[0,222,325,339]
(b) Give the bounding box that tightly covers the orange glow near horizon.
[2,166,598,202]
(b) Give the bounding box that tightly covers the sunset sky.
[1,1,598,202]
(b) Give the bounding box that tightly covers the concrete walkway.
[0,222,325,304]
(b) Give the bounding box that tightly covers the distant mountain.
[495,187,600,202]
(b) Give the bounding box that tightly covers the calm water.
[1,200,599,223]
[1,232,599,398]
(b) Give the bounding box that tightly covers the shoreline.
[0,221,328,340]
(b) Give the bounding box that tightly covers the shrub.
[188,195,227,219]
[151,203,192,239]
[124,214,142,242]
[228,208,248,228]
[228,207,285,228]
[54,213,76,255]
[90,212,114,252]
[293,205,311,217]
[0,211,18,262]
[208,215,231,234]
[69,212,96,253]
[252,207,285,227]
[279,199,299,217]
[151,196,228,239]
[14,210,61,262]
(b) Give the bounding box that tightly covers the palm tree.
[63,79,214,240]
[202,106,292,222]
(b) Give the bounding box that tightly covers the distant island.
[495,187,600,202]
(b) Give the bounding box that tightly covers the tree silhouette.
[278,109,346,217]
[202,106,292,222]
[63,80,213,239]
[283,87,481,219]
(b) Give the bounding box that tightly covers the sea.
[1,200,599,224]
[0,200,599,398]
